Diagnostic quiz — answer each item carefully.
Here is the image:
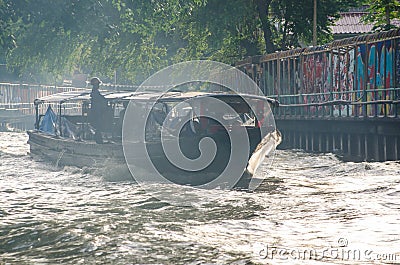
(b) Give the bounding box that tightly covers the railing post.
[330,90,334,117]
[299,93,303,117]
[363,87,367,118]
[395,88,399,118]
[277,94,281,118]
[58,102,62,137]
[383,89,389,117]
[34,103,39,130]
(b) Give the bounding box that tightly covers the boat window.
[149,101,195,127]
[166,101,192,119]
[146,101,197,139]
[204,99,256,127]
[163,101,194,129]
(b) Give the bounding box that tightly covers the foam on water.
[1,132,399,264]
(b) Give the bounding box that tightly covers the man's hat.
[90,77,101,85]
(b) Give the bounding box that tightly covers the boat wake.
[92,159,134,182]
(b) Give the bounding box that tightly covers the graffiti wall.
[239,29,400,117]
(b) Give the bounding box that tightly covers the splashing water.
[0,132,399,264]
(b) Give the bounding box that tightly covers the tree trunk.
[385,1,390,28]
[254,0,275,53]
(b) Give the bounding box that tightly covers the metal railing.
[0,83,86,116]
[270,87,400,119]
[0,82,141,115]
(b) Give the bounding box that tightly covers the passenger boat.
[27,87,281,189]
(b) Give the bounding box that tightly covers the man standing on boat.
[89,77,109,143]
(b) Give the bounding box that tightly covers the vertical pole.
[277,58,281,102]
[374,135,380,161]
[272,61,275,97]
[293,131,296,148]
[311,132,315,151]
[347,133,352,157]
[383,136,387,161]
[267,61,271,96]
[313,0,317,46]
[318,133,322,152]
[34,103,39,130]
[364,134,368,161]
[58,103,62,137]
[305,132,309,151]
[28,85,31,115]
[286,58,294,95]
[325,134,329,152]
[299,132,303,149]
[354,44,358,117]
[364,40,370,118]
[340,133,344,152]
[261,62,265,95]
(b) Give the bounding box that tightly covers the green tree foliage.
[256,0,361,51]
[1,0,361,84]
[362,0,400,31]
[0,0,19,51]
[5,0,122,81]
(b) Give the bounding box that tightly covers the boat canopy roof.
[33,89,90,105]
[34,89,276,105]
[33,89,127,105]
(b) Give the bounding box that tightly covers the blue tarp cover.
[39,106,79,139]
[39,106,57,135]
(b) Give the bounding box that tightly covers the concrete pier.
[276,118,400,162]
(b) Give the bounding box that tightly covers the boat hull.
[27,131,125,168]
[27,130,279,189]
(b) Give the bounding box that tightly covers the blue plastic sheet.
[39,106,57,135]
[39,106,79,139]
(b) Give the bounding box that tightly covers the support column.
[305,132,309,151]
[299,132,303,150]
[347,133,352,158]
[311,132,315,151]
[374,135,380,161]
[340,133,344,152]
[318,134,322,152]
[383,136,387,161]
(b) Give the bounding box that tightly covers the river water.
[0,131,399,264]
